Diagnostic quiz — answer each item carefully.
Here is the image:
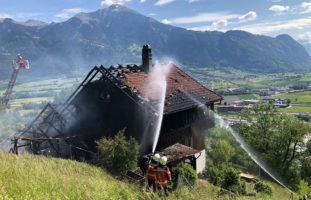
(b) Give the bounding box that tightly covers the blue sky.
[0,0,310,43]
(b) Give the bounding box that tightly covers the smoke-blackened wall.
[63,77,151,155]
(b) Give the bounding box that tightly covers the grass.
[0,152,143,200]
[0,77,80,114]
[237,94,259,100]
[190,68,311,91]
[278,105,311,113]
[0,152,300,200]
[273,91,311,113]
[273,91,311,104]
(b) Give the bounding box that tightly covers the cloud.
[55,8,86,20]
[16,12,42,19]
[189,19,228,32]
[212,19,228,28]
[234,17,311,34]
[189,0,200,3]
[140,0,146,2]
[161,19,172,24]
[269,5,290,12]
[268,0,282,2]
[238,11,257,22]
[188,25,227,32]
[101,0,131,6]
[189,17,311,34]
[154,0,175,6]
[149,13,157,16]
[166,12,239,24]
[0,13,12,19]
[300,2,311,14]
[298,32,311,43]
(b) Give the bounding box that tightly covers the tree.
[96,129,139,175]
[307,140,311,155]
[277,116,309,169]
[239,103,280,152]
[238,103,311,190]
[210,140,235,165]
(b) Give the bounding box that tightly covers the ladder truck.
[1,54,29,106]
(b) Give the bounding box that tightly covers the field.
[236,94,260,100]
[273,91,311,104]
[0,152,298,200]
[190,68,311,114]
[0,77,82,146]
[273,91,311,113]
[0,76,82,114]
[188,68,311,90]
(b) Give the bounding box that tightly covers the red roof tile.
[108,64,222,114]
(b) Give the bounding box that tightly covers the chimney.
[141,44,152,73]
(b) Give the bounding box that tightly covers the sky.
[0,0,310,43]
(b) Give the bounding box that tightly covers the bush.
[298,180,311,197]
[96,129,139,175]
[174,163,198,188]
[207,163,224,186]
[210,140,235,165]
[255,181,273,195]
[207,164,246,194]
[221,167,240,190]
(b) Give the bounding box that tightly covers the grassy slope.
[0,152,298,200]
[0,152,142,200]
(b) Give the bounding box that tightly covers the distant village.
[216,85,311,119]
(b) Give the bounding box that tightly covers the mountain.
[0,4,310,80]
[300,41,311,56]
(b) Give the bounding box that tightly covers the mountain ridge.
[0,5,310,80]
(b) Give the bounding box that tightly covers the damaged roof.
[107,64,222,114]
[159,143,200,162]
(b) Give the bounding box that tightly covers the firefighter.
[16,54,26,69]
[146,153,160,191]
[155,156,171,196]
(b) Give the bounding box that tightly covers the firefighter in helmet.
[16,54,26,69]
[146,153,160,191]
[155,156,171,196]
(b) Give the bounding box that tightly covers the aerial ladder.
[2,54,29,106]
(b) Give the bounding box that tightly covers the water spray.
[142,61,171,154]
[214,113,293,192]
[186,93,295,193]
[151,80,166,153]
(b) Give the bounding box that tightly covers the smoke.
[142,60,171,101]
[0,111,35,150]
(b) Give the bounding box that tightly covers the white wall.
[195,149,206,174]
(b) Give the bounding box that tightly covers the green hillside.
[0,152,143,200]
[0,152,298,200]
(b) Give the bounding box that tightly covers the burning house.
[13,45,222,172]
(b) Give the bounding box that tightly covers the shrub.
[298,180,311,196]
[221,167,240,190]
[174,163,198,188]
[207,164,246,194]
[254,181,273,195]
[96,129,139,175]
[207,163,224,186]
[210,140,235,165]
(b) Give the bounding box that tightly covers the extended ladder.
[2,68,20,106]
